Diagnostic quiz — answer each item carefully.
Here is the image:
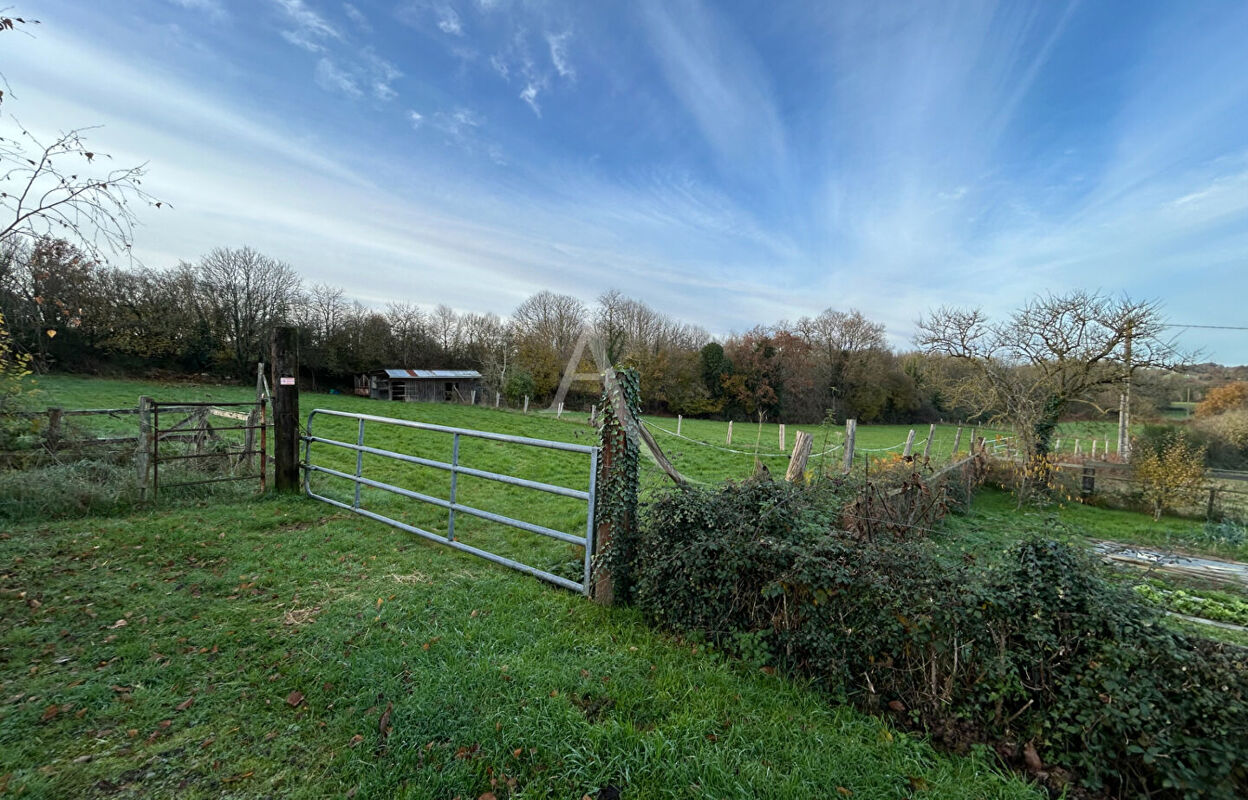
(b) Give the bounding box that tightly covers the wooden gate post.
[271,326,300,493]
[137,396,152,501]
[592,367,641,606]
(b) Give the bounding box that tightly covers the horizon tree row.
[0,237,1198,424]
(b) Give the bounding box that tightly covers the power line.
[1163,323,1248,331]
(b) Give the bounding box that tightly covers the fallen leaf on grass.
[41,704,59,721]
[286,691,304,708]
[478,793,496,800]
[349,734,364,747]
[222,771,254,784]
[176,697,194,711]
[836,787,853,797]
[109,619,127,629]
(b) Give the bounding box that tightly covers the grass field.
[0,490,1042,798]
[2,374,1239,796]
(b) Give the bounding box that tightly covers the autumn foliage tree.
[1132,431,1207,520]
[1196,382,1248,417]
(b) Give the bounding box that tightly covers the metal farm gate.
[300,409,599,594]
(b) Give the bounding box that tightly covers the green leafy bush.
[631,479,1248,798]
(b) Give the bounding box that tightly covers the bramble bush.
[630,479,1248,798]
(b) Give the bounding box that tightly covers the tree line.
[0,238,1004,423]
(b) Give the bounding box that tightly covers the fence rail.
[301,408,599,594]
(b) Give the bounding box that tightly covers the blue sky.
[6,0,1248,362]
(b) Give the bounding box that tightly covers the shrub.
[1195,408,1248,470]
[630,479,1248,798]
[1132,429,1207,520]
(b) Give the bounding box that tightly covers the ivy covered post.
[592,366,641,605]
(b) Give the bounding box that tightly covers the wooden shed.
[354,369,483,403]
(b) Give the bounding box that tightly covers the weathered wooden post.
[557,402,564,419]
[785,430,813,483]
[593,367,641,606]
[45,407,62,451]
[523,396,529,414]
[903,429,916,458]
[590,404,596,425]
[1074,439,1081,456]
[1207,487,1218,520]
[676,414,682,436]
[495,392,501,408]
[842,419,857,475]
[137,396,152,501]
[952,425,963,458]
[726,420,733,445]
[922,424,935,461]
[1091,439,1098,458]
[271,326,299,493]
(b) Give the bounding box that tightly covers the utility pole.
[1117,319,1133,461]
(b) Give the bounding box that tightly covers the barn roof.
[378,369,482,380]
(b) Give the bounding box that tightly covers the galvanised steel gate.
[301,409,598,594]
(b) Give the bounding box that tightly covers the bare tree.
[1,125,160,263]
[917,291,1182,488]
[196,246,302,377]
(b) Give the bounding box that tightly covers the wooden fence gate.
[138,398,267,500]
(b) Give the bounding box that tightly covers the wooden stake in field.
[557,402,564,419]
[842,419,857,475]
[495,392,501,408]
[1055,438,1062,453]
[952,425,963,459]
[1091,439,1098,458]
[1074,439,1081,456]
[785,431,813,483]
[676,415,682,436]
[922,423,935,461]
[726,420,733,445]
[903,429,916,458]
[523,396,529,414]
[590,404,597,425]
[779,423,786,452]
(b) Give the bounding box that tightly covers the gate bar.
[305,464,586,545]
[302,435,590,500]
[302,492,584,593]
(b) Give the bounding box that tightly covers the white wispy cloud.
[342,3,371,33]
[639,0,789,182]
[519,83,540,115]
[546,31,574,79]
[407,110,424,128]
[281,29,326,52]
[437,6,464,36]
[274,0,340,51]
[314,57,361,96]
[167,0,228,20]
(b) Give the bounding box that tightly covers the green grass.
[0,497,1042,799]
[940,487,1247,561]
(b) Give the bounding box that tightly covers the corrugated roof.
[381,369,482,380]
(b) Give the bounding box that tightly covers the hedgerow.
[629,479,1248,798]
